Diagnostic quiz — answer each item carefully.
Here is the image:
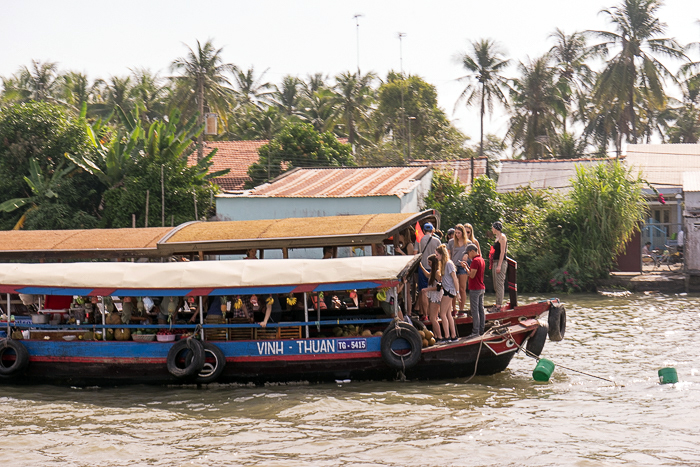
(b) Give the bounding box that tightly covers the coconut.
[361,329,372,337]
[422,338,429,348]
[429,337,436,346]
[83,331,95,341]
[374,331,383,337]
[425,330,434,340]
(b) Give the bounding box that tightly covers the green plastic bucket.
[658,367,678,384]
[533,358,555,382]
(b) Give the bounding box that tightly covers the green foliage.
[563,160,647,281]
[0,102,99,229]
[369,73,470,163]
[246,122,354,188]
[101,109,222,228]
[423,173,502,243]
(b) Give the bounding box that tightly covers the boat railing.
[10,319,393,330]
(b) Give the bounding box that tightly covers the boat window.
[287,248,323,259]
[338,246,369,257]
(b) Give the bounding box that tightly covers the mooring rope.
[507,330,622,387]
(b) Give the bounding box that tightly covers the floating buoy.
[658,367,678,384]
[532,358,556,382]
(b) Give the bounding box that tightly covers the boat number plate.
[337,338,367,351]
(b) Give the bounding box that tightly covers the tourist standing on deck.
[416,222,441,318]
[447,224,469,316]
[420,254,444,340]
[490,221,508,312]
[463,244,485,337]
[464,223,481,256]
[435,244,459,342]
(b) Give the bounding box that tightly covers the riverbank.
[603,271,691,294]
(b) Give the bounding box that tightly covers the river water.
[1,293,699,466]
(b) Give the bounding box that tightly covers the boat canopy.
[0,211,438,261]
[0,255,420,297]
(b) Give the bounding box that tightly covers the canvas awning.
[0,255,420,297]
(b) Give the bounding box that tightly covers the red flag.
[415,221,424,244]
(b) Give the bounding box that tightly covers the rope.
[463,337,484,384]
[507,330,622,387]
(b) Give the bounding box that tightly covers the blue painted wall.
[216,172,433,221]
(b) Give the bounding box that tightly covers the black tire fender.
[526,323,548,357]
[195,342,226,384]
[166,338,205,378]
[548,304,566,342]
[0,339,29,376]
[380,322,422,370]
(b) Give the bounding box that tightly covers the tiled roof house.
[187,140,268,191]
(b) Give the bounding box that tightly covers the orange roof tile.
[248,166,430,198]
[187,140,268,191]
[187,138,352,191]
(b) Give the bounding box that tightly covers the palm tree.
[273,75,301,116]
[18,60,59,102]
[455,39,510,181]
[549,29,595,133]
[298,88,336,133]
[332,71,376,147]
[171,39,236,160]
[507,55,565,159]
[588,0,686,147]
[233,66,275,109]
[302,73,329,99]
[130,68,167,123]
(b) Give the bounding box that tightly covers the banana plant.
[65,103,140,189]
[0,158,76,229]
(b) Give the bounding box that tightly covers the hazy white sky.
[2,0,699,142]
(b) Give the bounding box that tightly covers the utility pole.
[398,32,407,158]
[353,14,364,75]
[408,116,416,160]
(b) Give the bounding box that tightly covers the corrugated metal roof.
[248,166,430,198]
[683,171,700,192]
[626,144,700,188]
[497,159,605,193]
[409,158,487,187]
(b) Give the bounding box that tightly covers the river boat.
[0,256,565,386]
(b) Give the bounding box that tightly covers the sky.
[2,0,700,145]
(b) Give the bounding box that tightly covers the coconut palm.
[298,88,336,133]
[332,71,377,147]
[130,68,167,123]
[588,0,686,147]
[171,39,237,160]
[549,29,596,133]
[507,55,565,159]
[455,39,510,181]
[273,75,301,116]
[233,66,275,109]
[21,60,60,101]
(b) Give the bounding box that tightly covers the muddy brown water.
[1,293,699,466]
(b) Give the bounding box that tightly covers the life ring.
[547,304,566,342]
[166,338,205,378]
[194,342,226,384]
[0,339,29,376]
[380,322,422,370]
[525,323,548,357]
